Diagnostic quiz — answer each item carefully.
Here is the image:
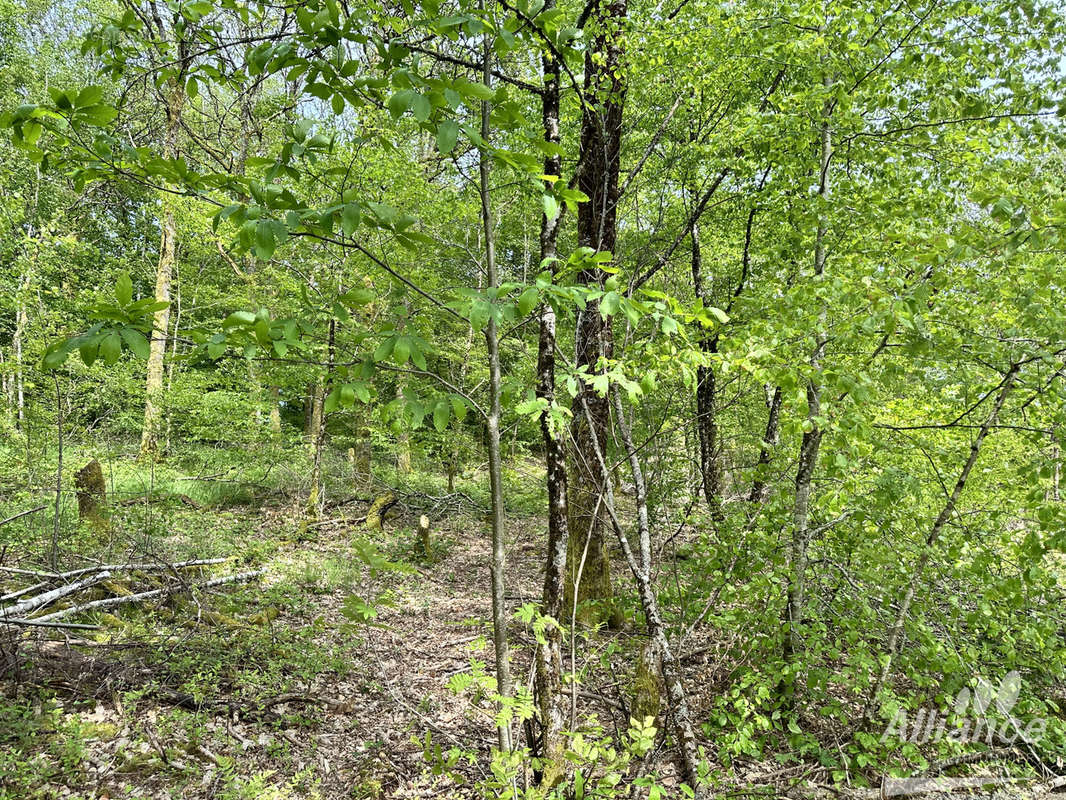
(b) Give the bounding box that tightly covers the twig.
[0,505,48,527]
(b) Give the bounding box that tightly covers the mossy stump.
[630,640,664,725]
[74,459,108,531]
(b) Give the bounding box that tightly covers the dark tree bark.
[566,0,627,630]
[532,16,570,784]
[690,221,724,519]
[748,385,782,504]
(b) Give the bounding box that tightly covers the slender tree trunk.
[532,23,569,781]
[163,269,181,454]
[50,375,64,570]
[861,365,1020,724]
[580,390,704,794]
[141,77,185,461]
[13,272,28,432]
[268,386,282,433]
[306,320,334,519]
[748,385,782,504]
[479,19,513,753]
[567,0,627,629]
[781,74,833,679]
[690,221,723,519]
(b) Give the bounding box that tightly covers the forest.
[1,0,1065,796]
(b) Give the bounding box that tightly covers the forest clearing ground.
[1,495,570,799]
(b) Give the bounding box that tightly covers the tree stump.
[630,640,663,725]
[74,459,107,530]
[418,515,432,557]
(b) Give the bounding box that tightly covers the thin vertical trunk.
[579,389,704,794]
[532,20,569,782]
[690,221,723,519]
[567,0,627,629]
[269,386,282,433]
[50,375,63,570]
[479,17,513,753]
[163,269,181,454]
[782,74,833,676]
[306,319,334,519]
[748,385,782,504]
[862,365,1020,724]
[13,272,28,431]
[141,77,185,461]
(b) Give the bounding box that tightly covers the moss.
[630,641,663,725]
[74,459,108,531]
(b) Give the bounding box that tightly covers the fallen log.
[32,570,265,622]
[0,558,226,584]
[1,570,113,618]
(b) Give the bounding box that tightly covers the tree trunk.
[566,0,627,630]
[306,320,334,519]
[268,386,282,433]
[690,221,723,519]
[861,364,1020,724]
[531,22,569,780]
[140,77,185,461]
[479,23,513,753]
[579,389,704,794]
[748,385,782,504]
[781,74,833,685]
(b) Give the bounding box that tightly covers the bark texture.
[140,76,185,461]
[531,21,570,785]
[566,0,627,630]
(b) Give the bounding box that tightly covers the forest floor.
[1,454,1058,800]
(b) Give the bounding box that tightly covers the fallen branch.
[32,570,265,622]
[1,570,113,618]
[0,505,48,527]
[1,558,226,583]
[0,618,103,630]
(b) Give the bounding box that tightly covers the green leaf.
[341,287,374,306]
[411,93,432,122]
[99,331,122,365]
[387,90,413,119]
[517,286,539,317]
[374,337,395,362]
[224,311,256,328]
[393,335,411,365]
[470,300,492,331]
[436,119,459,154]
[119,328,150,359]
[599,291,620,318]
[76,86,104,107]
[115,272,132,306]
[433,399,450,432]
[254,220,276,260]
[341,203,361,236]
[79,339,99,367]
[541,193,560,221]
